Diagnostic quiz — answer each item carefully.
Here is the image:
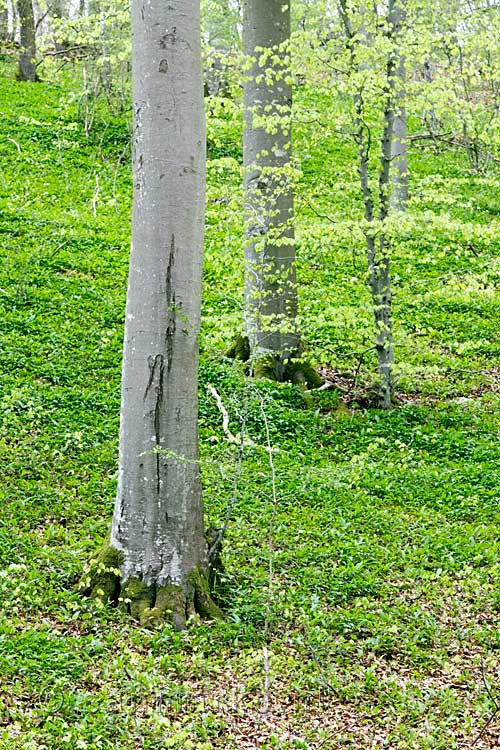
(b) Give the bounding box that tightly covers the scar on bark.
[225,334,323,390]
[142,354,165,495]
[79,543,224,630]
[165,234,176,372]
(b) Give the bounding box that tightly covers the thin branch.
[35,10,49,32]
[257,390,279,721]
[469,657,500,747]
[207,404,248,561]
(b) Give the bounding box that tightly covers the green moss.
[225,333,250,362]
[188,568,225,622]
[253,354,279,381]
[252,354,323,390]
[285,360,323,389]
[96,545,124,570]
[80,544,124,604]
[120,577,154,621]
[151,585,188,631]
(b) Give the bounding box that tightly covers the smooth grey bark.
[17,0,37,81]
[242,0,300,379]
[391,55,408,211]
[372,48,397,410]
[110,0,207,591]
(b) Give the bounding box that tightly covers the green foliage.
[1,41,500,749]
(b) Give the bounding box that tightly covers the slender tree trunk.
[372,0,399,408]
[204,0,238,97]
[339,0,398,408]
[422,59,438,132]
[83,0,221,629]
[391,55,408,211]
[50,0,66,53]
[242,0,300,380]
[0,5,9,40]
[357,105,395,409]
[17,0,37,81]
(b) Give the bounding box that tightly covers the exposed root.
[188,568,225,621]
[79,544,123,604]
[140,584,188,631]
[225,334,323,389]
[120,577,154,621]
[283,360,324,389]
[81,547,224,630]
[225,333,250,362]
[124,569,224,630]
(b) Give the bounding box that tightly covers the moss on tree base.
[225,334,323,389]
[225,333,251,362]
[188,568,225,621]
[80,546,224,630]
[79,544,124,603]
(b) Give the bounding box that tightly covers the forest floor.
[1,61,500,750]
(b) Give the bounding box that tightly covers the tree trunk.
[242,0,300,381]
[17,0,37,81]
[50,0,67,53]
[203,0,238,97]
[390,54,408,211]
[422,59,438,132]
[339,0,397,408]
[0,4,9,41]
[83,0,222,629]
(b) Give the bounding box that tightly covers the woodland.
[1,0,500,747]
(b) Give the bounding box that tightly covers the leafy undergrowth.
[1,62,500,749]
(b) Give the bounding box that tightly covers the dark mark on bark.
[154,354,165,499]
[144,353,161,401]
[159,28,176,49]
[143,354,165,498]
[117,492,125,537]
[165,234,176,372]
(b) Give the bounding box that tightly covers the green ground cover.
[1,60,500,748]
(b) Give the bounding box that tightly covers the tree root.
[79,544,123,603]
[80,546,224,630]
[226,334,323,389]
[225,333,250,362]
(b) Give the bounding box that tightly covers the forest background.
[1,0,500,747]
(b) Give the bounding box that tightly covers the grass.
[1,57,500,749]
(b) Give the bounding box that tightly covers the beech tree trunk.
[204,0,238,97]
[339,0,398,408]
[17,0,37,81]
[50,0,67,53]
[390,1,408,212]
[391,55,408,211]
[0,4,9,41]
[83,0,221,629]
[242,0,300,380]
